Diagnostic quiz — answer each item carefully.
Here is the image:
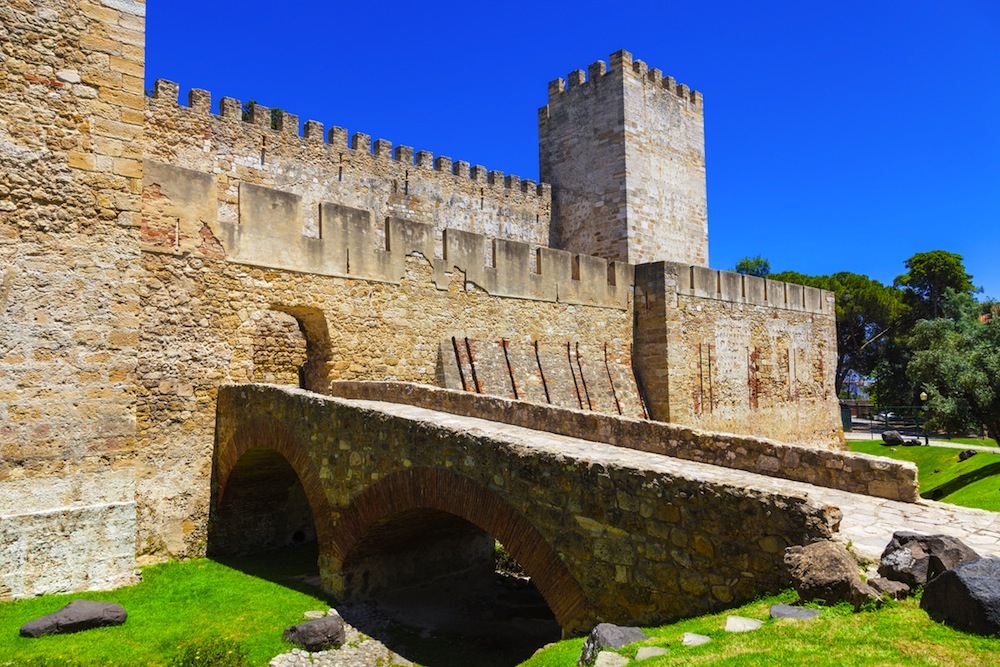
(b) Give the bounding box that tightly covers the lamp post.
[919,391,929,445]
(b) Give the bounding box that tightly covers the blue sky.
[145,1,1000,299]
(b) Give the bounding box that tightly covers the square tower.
[539,50,708,266]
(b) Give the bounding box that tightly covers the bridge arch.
[209,414,334,557]
[330,467,593,633]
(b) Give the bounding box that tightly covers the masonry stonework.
[0,0,145,598]
[215,385,843,633]
[539,51,708,266]
[1,1,853,618]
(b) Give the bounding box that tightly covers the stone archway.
[209,415,334,562]
[329,467,593,634]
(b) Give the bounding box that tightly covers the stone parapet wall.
[143,80,551,253]
[325,381,918,502]
[142,160,632,310]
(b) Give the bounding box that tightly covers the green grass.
[944,437,998,447]
[849,441,1000,511]
[519,591,1000,667]
[0,547,330,666]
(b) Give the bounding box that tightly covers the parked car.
[876,411,897,421]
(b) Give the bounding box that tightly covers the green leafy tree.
[894,250,975,320]
[770,271,907,395]
[734,255,770,278]
[908,292,1000,439]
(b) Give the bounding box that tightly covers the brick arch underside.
[330,467,593,633]
[213,415,334,552]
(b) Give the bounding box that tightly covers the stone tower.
[539,50,708,266]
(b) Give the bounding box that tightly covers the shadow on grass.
[921,461,1000,501]
[210,542,332,602]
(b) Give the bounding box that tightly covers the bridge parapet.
[325,381,918,502]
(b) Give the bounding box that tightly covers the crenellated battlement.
[657,261,833,315]
[542,50,703,111]
[150,79,548,199]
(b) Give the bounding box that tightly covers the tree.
[894,250,975,320]
[770,270,907,396]
[734,255,770,278]
[908,292,1000,439]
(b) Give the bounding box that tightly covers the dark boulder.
[921,558,1000,636]
[878,531,980,587]
[959,449,978,462]
[578,623,648,667]
[20,600,127,638]
[785,540,879,609]
[882,430,904,445]
[282,615,345,651]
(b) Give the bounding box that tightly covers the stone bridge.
[212,384,844,634]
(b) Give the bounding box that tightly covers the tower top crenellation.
[544,50,702,110]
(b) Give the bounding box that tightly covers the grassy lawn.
[944,437,998,447]
[519,591,1000,667]
[849,441,1000,511]
[0,547,330,666]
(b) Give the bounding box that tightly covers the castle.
[0,0,841,600]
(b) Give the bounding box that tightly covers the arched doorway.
[208,447,316,556]
[208,415,334,589]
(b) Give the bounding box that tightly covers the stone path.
[345,398,1000,561]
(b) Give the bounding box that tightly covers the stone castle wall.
[1,2,849,604]
[635,262,842,447]
[0,0,145,598]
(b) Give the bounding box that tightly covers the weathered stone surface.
[882,430,905,445]
[921,558,1000,636]
[593,652,630,667]
[578,623,649,666]
[682,632,711,646]
[878,531,980,587]
[959,449,978,461]
[540,51,707,268]
[282,615,346,651]
[634,262,842,449]
[20,600,127,637]
[330,382,913,503]
[635,646,669,661]
[770,604,820,620]
[219,386,842,633]
[785,541,879,609]
[725,615,763,632]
